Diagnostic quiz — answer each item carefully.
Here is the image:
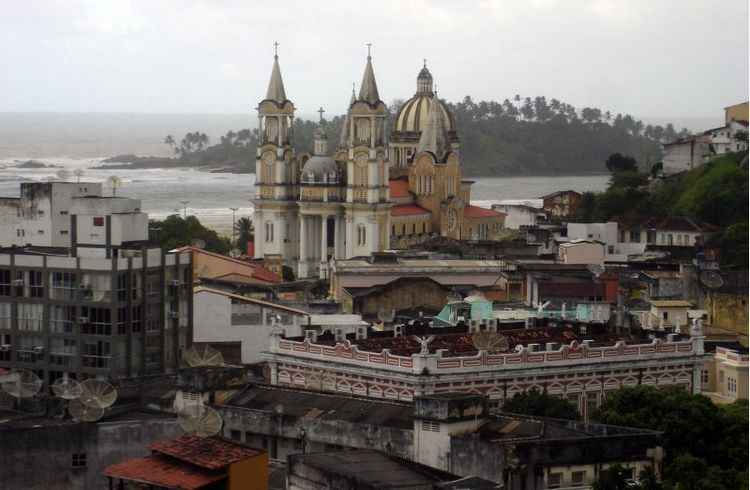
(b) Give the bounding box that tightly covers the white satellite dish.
[68,399,106,422]
[79,379,118,409]
[0,369,42,398]
[51,374,83,400]
[183,345,224,367]
[472,331,510,353]
[699,270,724,289]
[178,406,223,438]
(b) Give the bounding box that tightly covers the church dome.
[393,65,455,134]
[394,95,455,134]
[301,155,339,184]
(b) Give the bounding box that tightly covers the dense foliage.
[148,215,232,254]
[163,95,686,176]
[592,386,748,490]
[502,389,579,420]
[575,151,749,267]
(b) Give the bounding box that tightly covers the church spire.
[357,44,380,104]
[339,84,356,148]
[265,42,287,102]
[417,98,448,157]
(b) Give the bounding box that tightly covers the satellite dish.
[471,331,509,353]
[51,374,82,400]
[700,270,724,289]
[1,369,42,398]
[79,379,118,409]
[68,399,106,422]
[183,345,224,367]
[178,406,223,437]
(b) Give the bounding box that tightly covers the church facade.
[253,52,505,279]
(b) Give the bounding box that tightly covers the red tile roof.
[150,436,263,470]
[389,179,411,199]
[172,246,281,284]
[391,204,431,217]
[104,455,225,489]
[463,205,505,219]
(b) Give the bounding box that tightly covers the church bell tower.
[253,44,299,264]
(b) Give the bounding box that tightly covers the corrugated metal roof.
[104,455,226,489]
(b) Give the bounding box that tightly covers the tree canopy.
[592,386,748,490]
[149,215,231,254]
[163,94,687,176]
[502,389,578,420]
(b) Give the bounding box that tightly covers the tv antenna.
[471,330,509,353]
[699,270,724,289]
[177,404,223,437]
[68,399,106,422]
[51,373,83,400]
[183,345,224,368]
[0,369,43,398]
[79,379,118,410]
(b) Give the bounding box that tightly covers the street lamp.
[179,201,190,218]
[229,207,239,246]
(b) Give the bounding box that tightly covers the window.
[662,311,668,320]
[50,305,75,334]
[60,210,68,215]
[357,225,367,246]
[265,222,274,243]
[0,270,10,296]
[548,472,562,488]
[17,303,43,331]
[93,216,104,227]
[71,453,87,468]
[230,430,242,441]
[29,271,43,298]
[629,230,641,243]
[728,377,737,393]
[701,370,709,386]
[60,230,68,235]
[571,470,586,486]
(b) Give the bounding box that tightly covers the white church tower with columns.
[253,46,390,279]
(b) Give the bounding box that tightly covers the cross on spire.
[366,43,372,59]
[423,58,427,68]
[273,41,279,59]
[318,107,325,122]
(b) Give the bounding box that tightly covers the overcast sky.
[1,1,747,120]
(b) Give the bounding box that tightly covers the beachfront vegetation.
[148,214,232,254]
[154,95,685,176]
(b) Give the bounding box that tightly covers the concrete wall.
[705,292,749,339]
[0,416,180,490]
[220,405,414,462]
[558,242,605,265]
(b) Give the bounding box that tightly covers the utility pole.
[229,207,239,246]
[180,201,190,218]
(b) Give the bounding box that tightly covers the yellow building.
[389,64,505,247]
[724,101,749,124]
[701,345,748,404]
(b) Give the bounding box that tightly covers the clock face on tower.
[355,153,368,167]
[447,209,457,231]
[262,152,275,167]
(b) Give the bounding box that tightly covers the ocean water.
[0,156,609,235]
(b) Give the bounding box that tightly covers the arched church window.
[265,117,278,143]
[265,222,274,243]
[355,118,371,144]
[357,225,366,246]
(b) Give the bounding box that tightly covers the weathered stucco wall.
[0,416,180,490]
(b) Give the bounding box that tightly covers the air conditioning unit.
[334,328,345,342]
[169,311,180,319]
[79,283,90,289]
[0,344,11,352]
[169,280,181,287]
[78,317,89,323]
[12,279,24,286]
[32,346,44,354]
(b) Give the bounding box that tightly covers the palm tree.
[73,168,85,183]
[234,217,254,250]
[107,175,122,196]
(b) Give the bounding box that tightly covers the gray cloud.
[1,0,747,120]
